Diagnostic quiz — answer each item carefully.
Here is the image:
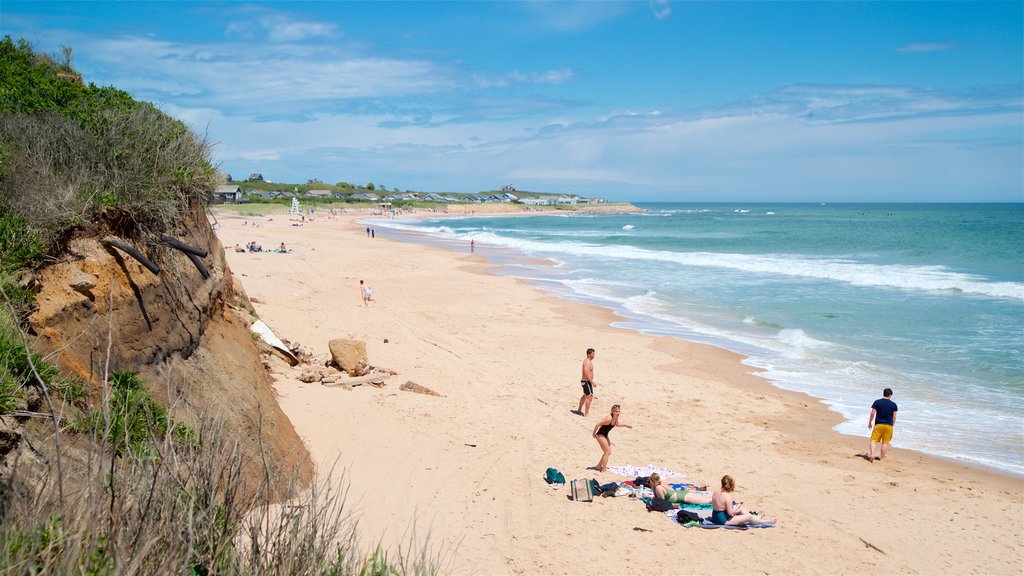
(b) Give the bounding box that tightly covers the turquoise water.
[373,203,1024,476]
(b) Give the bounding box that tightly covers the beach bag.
[647,496,675,512]
[598,482,618,496]
[544,467,566,484]
[571,478,594,502]
[633,476,650,488]
[677,509,702,523]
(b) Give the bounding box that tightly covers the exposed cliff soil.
[18,203,311,496]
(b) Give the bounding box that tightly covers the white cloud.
[518,1,634,33]
[224,6,338,42]
[650,0,671,21]
[897,42,956,53]
[204,89,1021,200]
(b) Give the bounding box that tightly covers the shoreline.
[361,211,1022,483]
[215,208,1023,575]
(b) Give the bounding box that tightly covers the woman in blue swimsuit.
[710,475,777,526]
[592,404,632,472]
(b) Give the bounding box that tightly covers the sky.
[2,1,1022,202]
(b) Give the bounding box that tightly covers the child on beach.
[359,280,375,306]
[592,404,632,472]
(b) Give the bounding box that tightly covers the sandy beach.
[215,208,1022,575]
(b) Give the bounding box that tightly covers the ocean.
[369,203,1024,476]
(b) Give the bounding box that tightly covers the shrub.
[0,311,60,414]
[0,417,442,575]
[0,373,17,413]
[74,371,169,458]
[0,36,218,259]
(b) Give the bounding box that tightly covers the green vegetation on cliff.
[0,38,436,576]
[0,35,217,254]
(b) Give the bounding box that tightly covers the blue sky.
[2,1,1022,202]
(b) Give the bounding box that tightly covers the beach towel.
[606,464,685,479]
[664,509,774,529]
[688,522,775,529]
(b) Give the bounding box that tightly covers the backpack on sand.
[677,509,702,523]
[544,467,566,484]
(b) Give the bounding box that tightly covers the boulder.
[328,339,369,377]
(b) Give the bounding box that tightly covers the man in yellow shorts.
[868,388,898,463]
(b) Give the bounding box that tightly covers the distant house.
[305,189,333,199]
[500,184,517,193]
[273,191,299,199]
[352,193,379,201]
[501,192,518,202]
[213,185,242,204]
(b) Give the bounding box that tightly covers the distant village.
[212,173,606,207]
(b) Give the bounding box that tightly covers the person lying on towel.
[650,473,712,505]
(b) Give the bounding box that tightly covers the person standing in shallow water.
[576,348,597,416]
[868,388,898,462]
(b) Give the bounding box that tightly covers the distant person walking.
[359,280,375,307]
[592,404,631,472]
[574,348,597,416]
[868,388,898,463]
[371,228,375,238]
[366,226,371,237]
[470,239,475,253]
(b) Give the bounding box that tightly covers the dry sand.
[216,207,1023,575]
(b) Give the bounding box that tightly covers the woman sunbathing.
[710,475,777,526]
[649,473,712,505]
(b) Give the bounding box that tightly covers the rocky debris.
[400,380,443,397]
[21,386,44,412]
[328,338,369,377]
[0,416,22,456]
[68,267,97,300]
[320,370,391,388]
[297,369,322,383]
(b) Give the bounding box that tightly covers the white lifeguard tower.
[290,197,301,215]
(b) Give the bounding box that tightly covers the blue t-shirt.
[871,398,898,426]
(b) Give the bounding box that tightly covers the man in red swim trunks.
[575,348,597,417]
